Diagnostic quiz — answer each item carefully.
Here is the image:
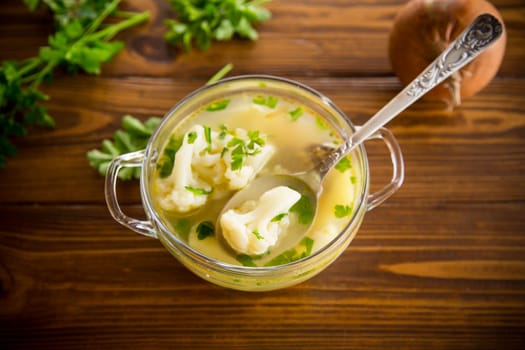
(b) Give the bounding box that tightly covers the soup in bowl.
[105,75,404,291]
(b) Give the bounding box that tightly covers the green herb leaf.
[334,204,352,218]
[187,131,197,144]
[88,125,147,180]
[247,130,265,153]
[252,95,266,105]
[289,107,304,121]
[252,230,264,240]
[4,2,150,170]
[236,250,269,267]
[87,66,234,179]
[156,134,183,178]
[335,157,352,172]
[264,237,314,267]
[196,220,215,240]
[174,218,192,241]
[206,98,230,111]
[85,115,159,179]
[230,150,244,170]
[185,186,213,195]
[219,124,228,139]
[271,213,288,222]
[253,95,278,108]
[220,146,229,158]
[204,125,212,151]
[316,117,328,130]
[164,0,271,51]
[229,140,246,171]
[236,254,257,267]
[266,95,278,108]
[290,195,315,225]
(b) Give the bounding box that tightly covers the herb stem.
[206,63,233,85]
[30,60,58,88]
[114,10,139,18]
[83,0,122,36]
[86,10,150,42]
[16,57,42,79]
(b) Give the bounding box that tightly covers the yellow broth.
[151,92,360,267]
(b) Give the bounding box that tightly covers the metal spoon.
[218,14,504,252]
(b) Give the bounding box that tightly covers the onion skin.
[388,0,507,108]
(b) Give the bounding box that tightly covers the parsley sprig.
[196,220,215,240]
[225,130,265,171]
[87,115,161,180]
[0,0,149,168]
[164,0,272,51]
[87,64,234,180]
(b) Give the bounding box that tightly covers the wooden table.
[1,0,524,349]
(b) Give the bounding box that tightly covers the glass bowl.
[105,75,404,291]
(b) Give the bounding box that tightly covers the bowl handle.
[104,150,157,238]
[365,127,405,211]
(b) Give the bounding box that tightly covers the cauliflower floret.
[220,186,301,255]
[221,128,274,190]
[156,125,214,212]
[156,124,275,213]
[190,128,229,188]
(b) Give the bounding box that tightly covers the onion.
[388,0,507,108]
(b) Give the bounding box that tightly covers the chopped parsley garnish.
[289,107,304,121]
[157,135,183,178]
[315,117,328,130]
[196,221,215,240]
[219,124,228,139]
[266,96,278,108]
[236,254,257,267]
[227,137,244,148]
[252,230,264,240]
[220,146,229,158]
[236,251,269,267]
[226,131,265,170]
[187,131,197,144]
[247,130,265,150]
[271,213,288,222]
[335,157,352,172]
[230,143,245,171]
[252,95,266,105]
[350,175,357,184]
[334,204,352,218]
[206,99,230,111]
[264,237,314,267]
[252,95,278,108]
[185,185,213,195]
[174,218,191,241]
[204,125,212,151]
[290,195,315,225]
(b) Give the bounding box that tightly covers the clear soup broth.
[150,88,360,267]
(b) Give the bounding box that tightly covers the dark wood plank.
[1,0,524,349]
[0,0,523,77]
[1,204,524,350]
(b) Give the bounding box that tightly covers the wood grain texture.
[1,0,524,77]
[1,0,524,349]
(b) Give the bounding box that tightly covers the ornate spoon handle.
[318,13,504,175]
